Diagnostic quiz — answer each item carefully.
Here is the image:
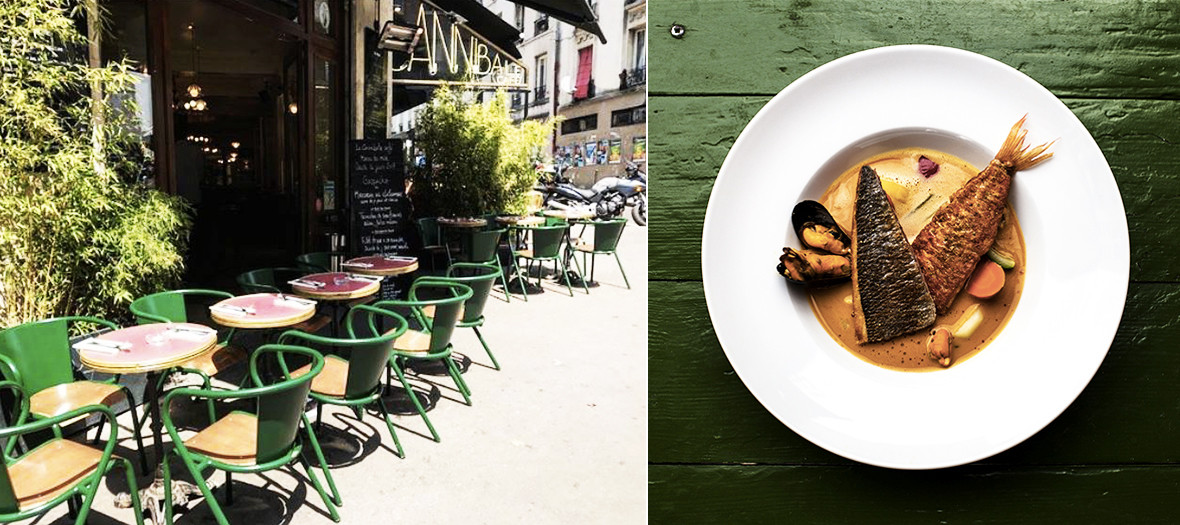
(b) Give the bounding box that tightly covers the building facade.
[487,0,646,187]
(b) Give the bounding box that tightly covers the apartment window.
[514,6,525,31]
[574,46,594,100]
[611,105,646,127]
[561,114,598,135]
[534,14,549,35]
[533,54,548,103]
[632,29,647,70]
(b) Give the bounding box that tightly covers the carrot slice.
[965,260,1005,299]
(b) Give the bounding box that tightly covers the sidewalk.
[61,222,647,524]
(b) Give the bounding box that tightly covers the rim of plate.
[701,44,1129,469]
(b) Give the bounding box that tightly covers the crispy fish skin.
[852,166,937,343]
[911,117,1054,314]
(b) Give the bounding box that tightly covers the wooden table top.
[209,293,318,329]
[290,272,381,301]
[75,323,217,374]
[495,215,545,227]
[342,255,418,276]
[436,217,488,228]
[649,1,1180,522]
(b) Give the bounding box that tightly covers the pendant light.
[185,24,207,112]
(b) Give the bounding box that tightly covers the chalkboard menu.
[349,139,411,299]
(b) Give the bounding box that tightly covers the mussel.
[778,200,853,285]
[792,200,851,255]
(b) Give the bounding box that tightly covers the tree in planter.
[411,84,555,217]
[0,0,191,328]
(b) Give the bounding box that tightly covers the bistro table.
[74,323,218,457]
[341,255,419,277]
[290,272,381,336]
[209,293,318,330]
[437,217,488,262]
[650,1,1180,521]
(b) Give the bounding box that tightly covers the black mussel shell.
[777,247,851,286]
[791,200,851,252]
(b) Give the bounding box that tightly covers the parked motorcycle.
[537,161,647,223]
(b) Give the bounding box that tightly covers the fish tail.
[995,115,1055,172]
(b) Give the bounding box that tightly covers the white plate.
[701,45,1128,469]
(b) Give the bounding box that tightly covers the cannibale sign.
[391,0,526,89]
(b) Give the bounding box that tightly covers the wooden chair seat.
[391,329,432,354]
[183,412,258,466]
[8,439,104,509]
[573,240,595,252]
[180,344,247,377]
[290,355,348,398]
[30,381,123,419]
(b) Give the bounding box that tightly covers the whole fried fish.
[852,166,937,343]
[911,117,1053,314]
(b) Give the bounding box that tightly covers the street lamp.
[377,20,423,53]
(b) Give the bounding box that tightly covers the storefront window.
[314,56,338,211]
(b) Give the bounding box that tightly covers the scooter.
[623,161,647,226]
[539,161,647,222]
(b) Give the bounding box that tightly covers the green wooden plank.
[649,96,1180,283]
[649,464,1180,523]
[649,281,1180,465]
[649,0,1180,98]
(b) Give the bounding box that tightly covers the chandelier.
[183,24,207,112]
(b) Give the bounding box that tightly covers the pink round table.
[290,272,381,301]
[75,323,218,374]
[341,255,419,277]
[209,293,318,329]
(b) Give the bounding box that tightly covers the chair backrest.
[279,306,408,399]
[529,225,567,259]
[130,289,233,324]
[417,217,441,246]
[592,219,627,253]
[0,317,116,393]
[467,229,504,264]
[237,268,307,294]
[375,282,472,354]
[420,263,499,324]
[296,252,344,273]
[248,345,323,464]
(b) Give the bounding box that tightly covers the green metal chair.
[276,305,409,505]
[0,381,144,525]
[235,267,309,294]
[572,218,631,290]
[416,263,503,370]
[466,228,513,302]
[370,282,473,443]
[0,317,148,475]
[416,217,452,269]
[296,252,347,273]
[512,224,584,296]
[161,344,338,524]
[130,289,248,423]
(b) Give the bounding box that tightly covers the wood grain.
[649,281,1180,465]
[649,464,1180,523]
[649,97,1180,283]
[649,0,1180,98]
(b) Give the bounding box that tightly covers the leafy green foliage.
[411,85,554,217]
[0,0,191,328]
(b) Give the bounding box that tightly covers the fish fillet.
[911,117,1053,313]
[852,166,937,343]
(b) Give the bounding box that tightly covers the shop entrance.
[167,0,305,286]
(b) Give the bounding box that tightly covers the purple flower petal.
[918,156,940,178]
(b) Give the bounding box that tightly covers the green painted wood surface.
[648,0,1180,521]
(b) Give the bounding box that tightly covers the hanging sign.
[390,0,527,89]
